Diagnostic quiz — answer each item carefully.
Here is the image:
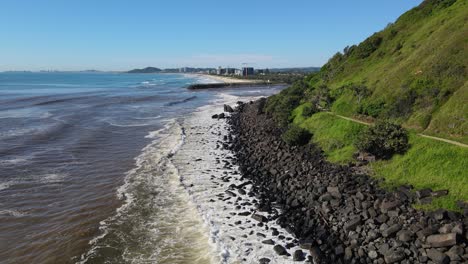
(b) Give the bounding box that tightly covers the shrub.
[302,104,318,117]
[265,80,309,127]
[354,34,383,59]
[281,125,312,146]
[359,100,386,117]
[356,121,409,159]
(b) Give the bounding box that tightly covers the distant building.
[217,66,227,75]
[226,68,236,75]
[242,67,254,77]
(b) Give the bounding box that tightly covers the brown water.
[0,72,285,263]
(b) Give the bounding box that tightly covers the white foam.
[0,209,26,217]
[39,173,67,184]
[169,92,300,263]
[0,182,12,191]
[0,157,29,166]
[79,118,217,264]
[79,90,289,263]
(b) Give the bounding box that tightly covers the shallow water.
[0,72,284,263]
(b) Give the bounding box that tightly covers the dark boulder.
[273,245,288,256]
[426,248,450,264]
[426,233,457,248]
[293,249,305,261]
[252,214,268,223]
[224,104,235,113]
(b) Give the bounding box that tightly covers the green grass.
[372,133,468,211]
[292,104,365,164]
[292,104,468,210]
[308,0,468,142]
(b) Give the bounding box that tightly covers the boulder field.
[223,100,468,263]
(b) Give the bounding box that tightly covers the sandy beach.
[196,74,263,84]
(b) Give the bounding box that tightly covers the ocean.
[0,72,286,263]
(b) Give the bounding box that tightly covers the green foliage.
[356,121,409,159]
[306,84,334,109]
[292,110,365,163]
[281,124,312,146]
[372,133,468,211]
[349,84,371,104]
[265,80,309,127]
[301,104,318,117]
[359,100,386,118]
[292,111,467,210]
[237,72,308,84]
[292,0,467,141]
[353,34,383,59]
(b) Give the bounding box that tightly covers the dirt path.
[417,134,468,148]
[325,112,468,148]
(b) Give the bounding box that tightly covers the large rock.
[273,245,288,256]
[416,188,432,198]
[380,199,400,212]
[252,214,268,223]
[382,224,401,238]
[293,249,305,261]
[397,230,414,242]
[426,248,450,264]
[384,248,405,263]
[426,233,457,248]
[344,216,362,232]
[224,104,234,113]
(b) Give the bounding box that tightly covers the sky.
[0,0,423,71]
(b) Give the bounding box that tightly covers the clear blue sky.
[0,0,422,71]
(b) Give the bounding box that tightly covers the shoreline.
[226,100,468,263]
[187,74,277,90]
[168,94,303,263]
[194,74,264,84]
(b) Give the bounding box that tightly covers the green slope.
[264,0,468,210]
[306,0,467,143]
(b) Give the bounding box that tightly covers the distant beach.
[195,74,264,84]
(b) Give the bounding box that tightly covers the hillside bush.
[281,125,312,146]
[356,121,409,159]
[358,100,386,118]
[265,80,309,127]
[302,104,318,117]
[354,34,383,59]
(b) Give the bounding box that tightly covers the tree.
[355,121,409,159]
[350,85,371,104]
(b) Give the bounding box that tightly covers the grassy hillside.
[291,104,468,211]
[297,0,467,143]
[263,0,467,210]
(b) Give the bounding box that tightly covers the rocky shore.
[222,100,468,263]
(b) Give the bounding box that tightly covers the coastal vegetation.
[127,67,162,73]
[232,72,314,84]
[290,104,468,211]
[265,0,467,211]
[355,121,409,160]
[281,124,312,146]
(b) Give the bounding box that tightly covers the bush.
[302,104,318,117]
[354,34,383,59]
[265,80,309,127]
[282,125,312,146]
[356,121,409,159]
[359,100,386,118]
